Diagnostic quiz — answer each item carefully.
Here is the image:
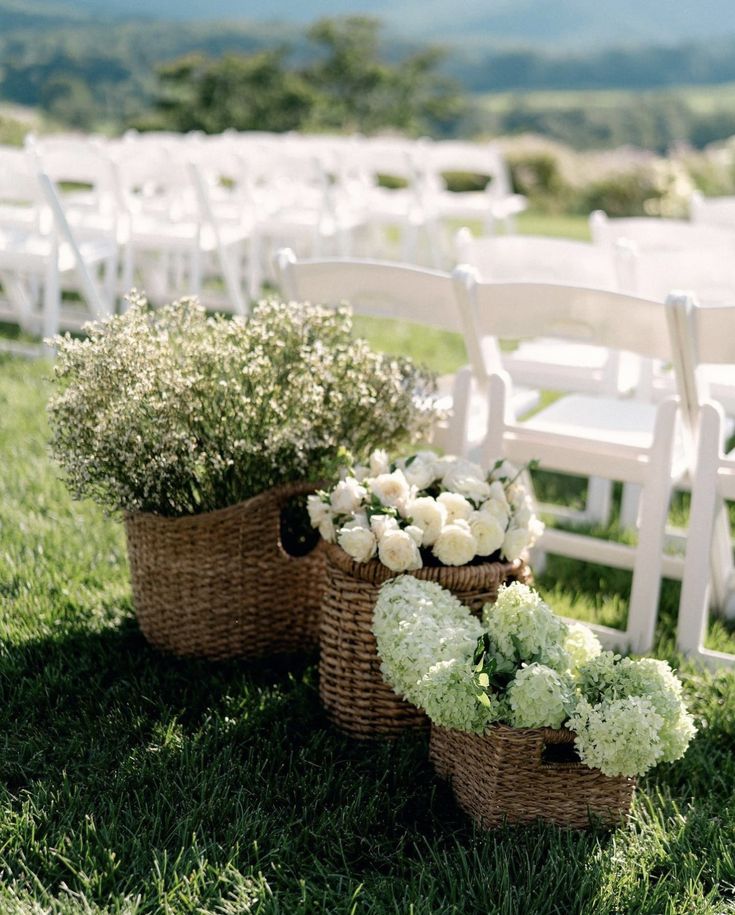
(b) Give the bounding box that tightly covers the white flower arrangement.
[308,450,544,571]
[373,578,696,778]
[49,297,438,517]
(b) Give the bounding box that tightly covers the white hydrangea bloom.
[433,520,477,566]
[373,576,484,709]
[569,696,665,777]
[564,623,602,672]
[482,582,571,672]
[418,658,500,733]
[507,663,573,729]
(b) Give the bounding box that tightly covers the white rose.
[404,524,424,547]
[338,522,377,563]
[370,469,410,509]
[369,449,390,476]
[513,503,533,527]
[370,513,399,540]
[353,464,370,483]
[487,480,510,511]
[491,460,519,481]
[318,516,336,543]
[307,494,331,528]
[502,527,531,561]
[437,491,473,523]
[440,457,485,488]
[451,475,491,504]
[330,477,366,515]
[469,510,505,556]
[401,456,439,490]
[433,519,477,566]
[378,529,423,572]
[481,497,509,529]
[406,496,447,546]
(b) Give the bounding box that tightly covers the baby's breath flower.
[48,297,437,516]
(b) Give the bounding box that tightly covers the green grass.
[2,351,735,914]
[2,210,735,912]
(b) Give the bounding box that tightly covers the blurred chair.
[670,296,735,668]
[0,147,113,339]
[274,248,538,455]
[455,229,637,525]
[453,272,688,653]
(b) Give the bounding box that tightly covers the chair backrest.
[455,230,620,289]
[421,141,513,198]
[669,295,735,426]
[624,244,735,304]
[591,210,735,252]
[0,147,44,228]
[275,249,459,333]
[453,271,675,384]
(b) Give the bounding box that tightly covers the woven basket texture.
[125,481,325,660]
[430,724,636,829]
[318,542,531,739]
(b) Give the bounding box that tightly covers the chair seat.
[505,340,639,394]
[0,228,115,272]
[435,372,539,452]
[524,393,681,454]
[429,192,527,221]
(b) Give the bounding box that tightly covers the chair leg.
[627,400,678,653]
[677,403,723,655]
[619,483,641,529]
[585,476,614,525]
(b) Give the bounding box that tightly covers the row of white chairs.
[276,249,735,668]
[0,131,525,341]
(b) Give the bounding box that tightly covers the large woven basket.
[319,542,530,739]
[125,481,326,660]
[430,724,636,829]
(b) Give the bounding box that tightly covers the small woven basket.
[318,542,530,739]
[430,724,636,829]
[125,481,326,660]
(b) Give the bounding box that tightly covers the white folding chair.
[671,297,735,667]
[453,273,689,653]
[419,140,526,242]
[0,148,111,339]
[274,249,538,455]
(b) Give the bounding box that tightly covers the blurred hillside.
[2,0,735,148]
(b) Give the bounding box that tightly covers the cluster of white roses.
[307,450,544,571]
[373,578,696,778]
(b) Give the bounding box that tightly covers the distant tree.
[144,16,466,137]
[150,49,317,133]
[304,17,465,135]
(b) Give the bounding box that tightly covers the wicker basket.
[430,724,636,829]
[125,481,326,660]
[318,542,530,739]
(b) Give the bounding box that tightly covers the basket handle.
[269,480,325,560]
[539,728,581,768]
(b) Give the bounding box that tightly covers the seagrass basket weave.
[125,481,326,660]
[318,542,531,739]
[430,724,636,829]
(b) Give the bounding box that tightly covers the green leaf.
[477,692,493,708]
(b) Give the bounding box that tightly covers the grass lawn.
[2,212,735,913]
